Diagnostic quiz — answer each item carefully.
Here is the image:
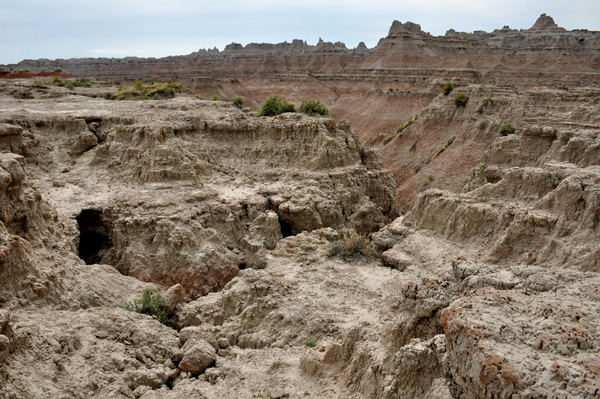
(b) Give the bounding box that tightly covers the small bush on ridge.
[233,96,245,108]
[500,122,516,136]
[442,82,455,95]
[257,95,296,117]
[299,99,332,117]
[454,93,469,106]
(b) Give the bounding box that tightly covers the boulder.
[163,284,185,315]
[178,339,216,376]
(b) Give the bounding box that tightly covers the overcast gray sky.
[1,0,599,64]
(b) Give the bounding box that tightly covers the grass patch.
[479,120,488,130]
[115,80,188,100]
[121,289,173,326]
[306,337,318,347]
[299,99,332,117]
[257,95,296,117]
[476,164,486,183]
[50,77,92,90]
[211,95,219,101]
[383,114,419,145]
[328,231,379,261]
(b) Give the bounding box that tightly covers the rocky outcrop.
[2,14,598,85]
[0,81,398,300]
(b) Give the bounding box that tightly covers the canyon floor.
[0,79,599,399]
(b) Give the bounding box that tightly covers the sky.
[1,0,599,64]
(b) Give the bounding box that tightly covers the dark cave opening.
[279,219,293,238]
[76,209,113,265]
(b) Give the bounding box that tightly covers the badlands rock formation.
[1,13,600,399]
[2,14,598,143]
[0,73,599,399]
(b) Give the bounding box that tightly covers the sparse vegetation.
[306,337,318,347]
[121,289,172,326]
[50,77,92,90]
[389,87,394,92]
[114,80,188,100]
[442,82,455,96]
[328,230,379,261]
[233,96,245,109]
[476,164,486,183]
[454,93,469,107]
[482,97,494,106]
[427,175,434,181]
[383,114,419,145]
[104,92,113,100]
[299,99,332,117]
[440,135,457,152]
[479,120,489,130]
[500,122,516,136]
[257,95,296,117]
[211,95,219,101]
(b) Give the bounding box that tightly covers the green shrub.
[306,337,318,347]
[476,164,486,182]
[121,289,172,326]
[233,96,245,109]
[442,82,455,95]
[389,87,394,92]
[211,95,219,101]
[479,120,488,130]
[328,231,379,261]
[500,122,515,136]
[395,88,400,92]
[134,81,144,90]
[257,95,296,117]
[135,95,152,100]
[299,99,332,117]
[104,92,113,100]
[482,97,494,106]
[454,93,469,106]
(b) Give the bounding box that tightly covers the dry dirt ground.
[0,80,599,399]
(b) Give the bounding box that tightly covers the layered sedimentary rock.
[2,14,598,151]
[2,14,598,85]
[374,80,600,211]
[1,75,600,398]
[0,81,397,300]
